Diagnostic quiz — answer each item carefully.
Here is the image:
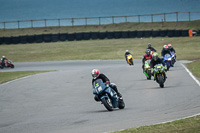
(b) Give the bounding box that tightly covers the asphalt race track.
[0,60,200,133]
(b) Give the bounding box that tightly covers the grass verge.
[113,115,200,133]
[0,37,200,62]
[0,71,54,84]
[186,60,200,80]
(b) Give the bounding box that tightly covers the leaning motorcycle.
[0,60,15,69]
[163,54,172,71]
[126,54,134,65]
[171,52,176,66]
[153,64,167,88]
[144,59,151,80]
[93,79,125,111]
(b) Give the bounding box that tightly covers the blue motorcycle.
[163,54,172,71]
[93,79,125,111]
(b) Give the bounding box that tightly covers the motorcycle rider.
[91,69,122,101]
[147,43,156,53]
[168,44,176,61]
[161,45,172,57]
[1,56,8,67]
[150,53,167,80]
[142,49,152,72]
[124,50,132,62]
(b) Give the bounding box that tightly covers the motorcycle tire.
[102,97,113,111]
[11,65,14,68]
[147,70,151,80]
[118,98,125,109]
[158,75,164,88]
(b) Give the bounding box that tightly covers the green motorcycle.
[144,60,152,80]
[153,64,167,88]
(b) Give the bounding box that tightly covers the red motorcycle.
[0,60,15,69]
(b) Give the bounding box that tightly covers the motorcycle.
[144,59,152,80]
[163,54,172,71]
[93,79,125,111]
[126,54,134,65]
[0,60,14,69]
[171,52,176,67]
[153,64,167,88]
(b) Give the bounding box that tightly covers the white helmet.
[126,50,129,52]
[2,56,5,58]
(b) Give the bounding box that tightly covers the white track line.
[181,63,200,87]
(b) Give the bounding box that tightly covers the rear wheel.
[102,97,113,111]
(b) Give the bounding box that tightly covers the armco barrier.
[0,29,196,44]
[59,33,68,41]
[35,34,43,43]
[91,32,99,40]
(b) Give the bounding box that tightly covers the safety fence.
[0,29,195,45]
[0,11,200,29]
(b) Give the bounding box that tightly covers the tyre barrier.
[59,33,68,41]
[91,32,99,40]
[0,29,196,44]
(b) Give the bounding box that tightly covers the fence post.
[71,18,74,26]
[99,17,101,25]
[45,19,47,27]
[3,22,6,30]
[125,16,127,23]
[176,12,178,24]
[138,15,140,23]
[31,20,33,28]
[58,19,60,27]
[18,21,20,29]
[188,12,191,23]
[112,16,114,24]
[151,14,153,23]
[85,17,87,26]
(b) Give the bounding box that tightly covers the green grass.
[0,37,200,62]
[113,115,200,133]
[0,20,199,37]
[186,60,200,80]
[0,71,53,84]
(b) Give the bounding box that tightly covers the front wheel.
[102,97,113,111]
[147,70,151,80]
[158,75,164,88]
[11,64,14,68]
[118,98,125,109]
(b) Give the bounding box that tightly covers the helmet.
[91,69,100,79]
[2,56,5,58]
[153,53,158,61]
[163,45,168,51]
[168,44,172,49]
[126,50,129,52]
[145,49,151,56]
[148,43,151,48]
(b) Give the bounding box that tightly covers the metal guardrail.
[0,11,200,29]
